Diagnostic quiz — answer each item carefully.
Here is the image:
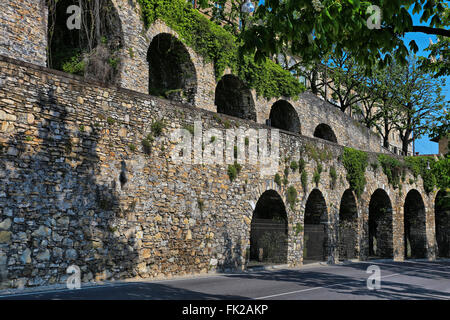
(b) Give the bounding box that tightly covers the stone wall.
[0,0,48,67]
[0,55,441,289]
[253,92,384,153]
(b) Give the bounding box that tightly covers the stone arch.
[368,189,393,258]
[435,190,450,258]
[147,33,197,105]
[47,0,124,84]
[339,189,359,260]
[404,189,427,259]
[303,189,329,263]
[215,74,257,121]
[250,190,288,265]
[269,100,301,134]
[313,123,338,143]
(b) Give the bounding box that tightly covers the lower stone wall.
[0,56,440,289]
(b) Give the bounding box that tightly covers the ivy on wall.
[137,0,305,99]
[342,147,368,198]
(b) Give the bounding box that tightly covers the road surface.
[0,260,449,300]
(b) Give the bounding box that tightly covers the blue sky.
[255,0,448,154]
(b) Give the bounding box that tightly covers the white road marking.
[254,273,401,299]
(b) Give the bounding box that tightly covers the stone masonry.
[0,55,442,289]
[0,0,445,289]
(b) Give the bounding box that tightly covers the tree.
[393,56,446,154]
[372,66,404,150]
[238,0,449,77]
[430,110,449,141]
[312,52,369,113]
[197,0,255,36]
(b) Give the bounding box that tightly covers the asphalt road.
[0,260,449,300]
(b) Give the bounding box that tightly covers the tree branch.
[409,26,450,37]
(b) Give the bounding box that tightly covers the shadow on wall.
[0,87,140,288]
[216,232,245,273]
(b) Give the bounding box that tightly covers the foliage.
[329,166,337,189]
[227,164,238,182]
[304,143,332,163]
[313,170,321,187]
[107,117,115,125]
[294,222,303,236]
[342,148,368,197]
[128,143,136,151]
[136,0,305,99]
[274,173,282,187]
[378,154,403,189]
[290,160,298,172]
[298,158,306,173]
[183,124,195,135]
[47,0,123,82]
[62,54,86,76]
[141,133,154,155]
[301,171,308,192]
[419,8,450,78]
[151,119,166,136]
[240,0,449,78]
[433,155,450,191]
[287,186,298,210]
[317,163,323,174]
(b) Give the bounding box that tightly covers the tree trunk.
[402,128,412,155]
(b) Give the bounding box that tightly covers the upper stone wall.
[0,0,390,155]
[0,0,48,67]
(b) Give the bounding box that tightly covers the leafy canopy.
[240,0,449,77]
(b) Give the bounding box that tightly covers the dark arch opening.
[435,190,450,258]
[147,33,197,105]
[215,75,256,121]
[339,189,359,260]
[250,190,288,265]
[269,100,301,134]
[304,189,328,264]
[314,123,338,143]
[368,189,393,258]
[47,0,124,84]
[404,190,427,259]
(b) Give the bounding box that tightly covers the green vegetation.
[294,223,304,236]
[151,119,166,136]
[304,143,332,163]
[227,161,242,182]
[287,186,298,210]
[227,164,237,182]
[107,117,115,125]
[301,171,308,192]
[136,0,305,99]
[298,158,306,173]
[274,173,282,187]
[329,166,337,189]
[141,134,154,155]
[378,154,404,189]
[62,54,86,76]
[313,170,321,187]
[290,161,298,172]
[342,148,368,197]
[183,124,195,135]
[197,199,204,212]
[128,143,136,152]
